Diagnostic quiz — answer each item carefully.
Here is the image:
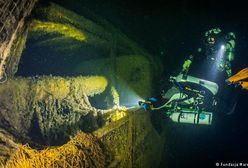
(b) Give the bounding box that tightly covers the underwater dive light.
[221,44,225,50]
[208,43,227,81]
[216,44,226,63]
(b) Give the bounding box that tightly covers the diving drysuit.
[139,28,237,124]
[182,28,236,81]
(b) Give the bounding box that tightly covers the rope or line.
[0,71,7,83]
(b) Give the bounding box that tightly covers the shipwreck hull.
[0,1,166,167]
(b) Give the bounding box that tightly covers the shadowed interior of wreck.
[0,0,167,167]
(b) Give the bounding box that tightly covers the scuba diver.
[182,28,236,81]
[139,28,237,125]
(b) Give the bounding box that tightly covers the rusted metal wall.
[94,110,165,168]
[0,0,37,81]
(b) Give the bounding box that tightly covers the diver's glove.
[148,97,157,102]
[225,79,232,85]
[225,79,241,88]
[138,101,151,111]
[138,97,157,111]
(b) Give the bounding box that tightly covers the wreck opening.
[15,25,109,77]
[0,1,166,167]
[12,0,160,111]
[1,0,162,144]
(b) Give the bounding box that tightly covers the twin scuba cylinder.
[168,110,213,125]
[139,100,213,125]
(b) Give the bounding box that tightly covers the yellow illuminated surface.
[30,20,87,41]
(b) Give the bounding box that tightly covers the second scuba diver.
[139,28,238,123]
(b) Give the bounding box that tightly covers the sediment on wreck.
[0,1,166,167]
[4,132,106,168]
[94,109,165,168]
[0,76,109,145]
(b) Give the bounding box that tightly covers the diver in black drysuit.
[182,28,235,82]
[180,28,239,115]
[140,28,238,115]
[184,28,238,115]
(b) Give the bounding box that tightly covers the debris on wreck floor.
[0,75,164,168]
[0,75,131,167]
[0,75,125,145]
[3,131,105,168]
[1,108,165,168]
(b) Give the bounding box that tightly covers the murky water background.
[19,0,248,167]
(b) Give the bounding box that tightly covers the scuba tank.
[169,110,213,125]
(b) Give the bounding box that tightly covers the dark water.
[70,1,248,168]
[51,1,248,168]
[22,0,248,167]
